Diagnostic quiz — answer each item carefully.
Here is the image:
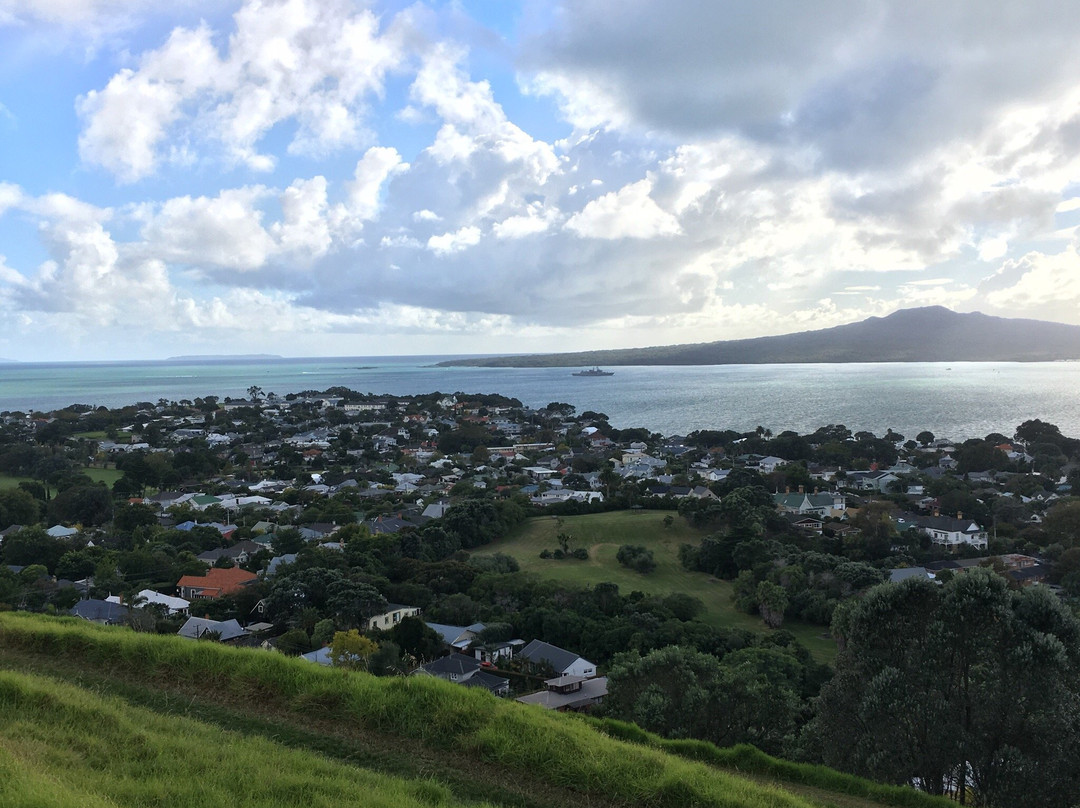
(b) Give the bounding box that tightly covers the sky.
[1,1,1080,361]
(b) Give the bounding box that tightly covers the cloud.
[984,246,1080,316]
[135,186,274,271]
[525,1,1080,170]
[342,146,408,222]
[427,225,481,255]
[77,0,406,181]
[566,178,680,239]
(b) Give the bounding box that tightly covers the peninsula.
[437,307,1080,367]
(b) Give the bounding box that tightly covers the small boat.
[572,366,614,377]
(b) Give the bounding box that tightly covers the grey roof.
[70,599,129,624]
[517,677,608,710]
[461,670,510,693]
[889,567,930,583]
[419,654,481,677]
[265,554,297,576]
[301,646,333,666]
[425,621,482,648]
[177,616,248,642]
[519,639,582,674]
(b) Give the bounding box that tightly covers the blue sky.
[1,0,1080,361]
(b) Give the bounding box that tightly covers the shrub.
[616,544,656,574]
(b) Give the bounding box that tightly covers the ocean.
[2,357,1079,440]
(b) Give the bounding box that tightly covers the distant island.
[165,354,283,361]
[438,307,1080,367]
[0,358,18,364]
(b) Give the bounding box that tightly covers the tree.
[0,487,41,528]
[805,570,1080,806]
[604,644,804,755]
[389,616,444,663]
[755,580,788,628]
[616,544,656,574]
[276,628,311,656]
[330,629,379,670]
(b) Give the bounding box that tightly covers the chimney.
[933,509,940,517]
[785,486,791,494]
[798,485,804,494]
[957,512,963,521]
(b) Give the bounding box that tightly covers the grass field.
[81,466,123,486]
[0,613,949,808]
[0,474,35,491]
[479,510,837,663]
[0,466,121,492]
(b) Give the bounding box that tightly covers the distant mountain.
[438,307,1080,367]
[0,358,18,364]
[166,354,282,361]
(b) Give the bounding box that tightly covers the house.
[413,653,510,696]
[516,675,609,711]
[893,512,989,550]
[366,603,422,631]
[196,540,264,567]
[773,488,847,518]
[426,622,486,651]
[889,567,931,583]
[106,589,190,616]
[176,567,258,600]
[519,639,596,678]
[846,470,901,493]
[783,513,824,533]
[177,616,249,642]
[69,598,130,625]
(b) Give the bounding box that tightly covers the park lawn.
[81,467,123,486]
[0,474,35,491]
[0,466,120,493]
[481,510,836,663]
[72,430,109,439]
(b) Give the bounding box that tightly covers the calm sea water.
[1,357,1079,440]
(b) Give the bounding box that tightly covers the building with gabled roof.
[893,511,988,550]
[519,639,596,678]
[772,488,846,518]
[176,567,258,600]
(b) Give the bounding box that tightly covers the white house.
[519,639,597,679]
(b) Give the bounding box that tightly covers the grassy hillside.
[479,510,836,662]
[0,613,947,808]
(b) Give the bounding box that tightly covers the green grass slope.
[0,668,484,808]
[479,511,836,662]
[0,613,947,808]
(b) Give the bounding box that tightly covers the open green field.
[0,466,121,492]
[81,466,123,486]
[0,613,948,808]
[0,474,35,491]
[480,510,836,663]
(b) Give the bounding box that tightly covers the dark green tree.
[805,570,1080,806]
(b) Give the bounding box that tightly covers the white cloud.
[427,225,481,255]
[985,247,1080,314]
[566,178,680,239]
[342,146,407,222]
[77,0,406,181]
[139,187,275,270]
[273,176,331,259]
[493,202,557,239]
